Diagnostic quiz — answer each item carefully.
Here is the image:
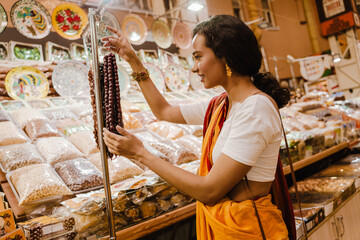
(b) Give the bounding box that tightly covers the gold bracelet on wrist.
[130,69,149,82]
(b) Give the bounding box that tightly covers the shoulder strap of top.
[253,92,308,240]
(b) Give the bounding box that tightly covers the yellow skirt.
[196,194,289,240]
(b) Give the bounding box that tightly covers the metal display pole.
[88,8,116,239]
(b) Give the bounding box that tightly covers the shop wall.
[260,0,330,79]
[206,0,234,16]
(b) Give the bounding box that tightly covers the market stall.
[2,0,360,240]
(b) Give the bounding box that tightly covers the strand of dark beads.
[88,70,99,148]
[111,54,124,128]
[103,55,110,131]
[107,54,115,133]
[103,56,114,158]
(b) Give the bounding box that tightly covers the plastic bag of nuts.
[54,158,103,192]
[88,153,144,184]
[0,143,45,172]
[0,111,10,122]
[10,108,48,129]
[0,121,28,146]
[148,139,198,165]
[9,164,73,205]
[68,131,99,156]
[42,108,77,121]
[174,135,202,159]
[146,121,185,140]
[36,137,85,165]
[24,119,61,141]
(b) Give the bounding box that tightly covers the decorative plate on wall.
[121,14,148,45]
[172,22,192,49]
[52,3,88,40]
[10,0,51,39]
[97,10,120,39]
[0,42,8,60]
[164,63,189,92]
[0,4,7,35]
[70,43,86,61]
[151,20,172,49]
[143,63,165,92]
[10,41,43,61]
[52,60,89,97]
[46,42,70,61]
[117,63,131,95]
[189,70,204,90]
[5,66,49,100]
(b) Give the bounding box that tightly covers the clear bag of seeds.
[69,131,99,156]
[42,108,77,120]
[0,121,28,146]
[24,119,61,141]
[174,135,202,159]
[0,143,45,172]
[148,139,198,165]
[8,164,73,205]
[0,110,10,122]
[146,121,185,140]
[10,108,48,129]
[54,158,103,192]
[36,137,85,165]
[88,153,144,184]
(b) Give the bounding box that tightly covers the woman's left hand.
[103,126,147,161]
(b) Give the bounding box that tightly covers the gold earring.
[225,64,232,77]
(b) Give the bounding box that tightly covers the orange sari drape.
[196,95,289,240]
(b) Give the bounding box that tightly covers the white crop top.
[180,95,282,182]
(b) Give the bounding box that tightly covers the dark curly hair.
[193,15,290,108]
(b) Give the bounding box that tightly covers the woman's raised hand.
[102,26,138,64]
[103,126,148,161]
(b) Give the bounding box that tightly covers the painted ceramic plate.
[189,70,204,90]
[164,63,189,92]
[52,3,88,40]
[172,22,192,49]
[10,0,51,39]
[97,10,120,39]
[121,14,147,45]
[0,4,7,34]
[151,20,172,49]
[52,60,90,97]
[143,63,165,92]
[117,63,131,95]
[5,66,49,100]
[0,43,8,60]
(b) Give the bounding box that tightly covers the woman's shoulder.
[233,94,279,119]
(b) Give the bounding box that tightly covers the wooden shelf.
[349,138,360,148]
[116,202,196,240]
[283,142,349,175]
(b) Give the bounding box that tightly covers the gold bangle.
[130,69,149,82]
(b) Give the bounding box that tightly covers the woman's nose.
[191,62,198,73]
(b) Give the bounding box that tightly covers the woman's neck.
[222,75,260,106]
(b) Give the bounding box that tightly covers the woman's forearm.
[137,149,215,204]
[128,59,171,121]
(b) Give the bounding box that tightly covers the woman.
[103,15,293,239]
